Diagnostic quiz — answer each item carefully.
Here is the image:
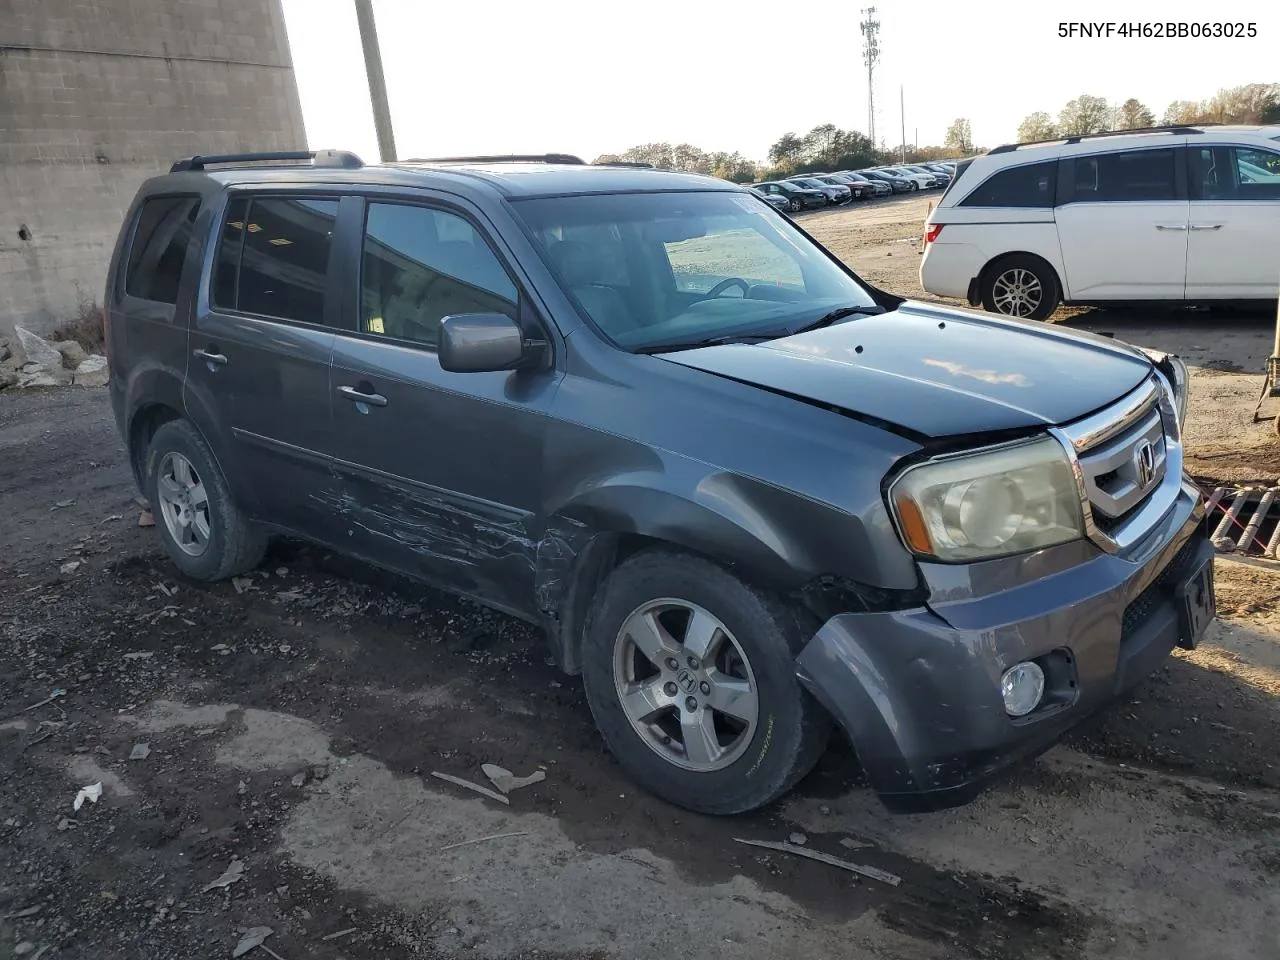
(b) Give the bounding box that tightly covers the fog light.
[1001,661,1045,717]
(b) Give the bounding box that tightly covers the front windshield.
[511,191,878,352]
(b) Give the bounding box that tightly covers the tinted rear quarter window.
[959,161,1057,207]
[125,196,201,303]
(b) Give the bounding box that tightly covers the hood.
[662,301,1154,438]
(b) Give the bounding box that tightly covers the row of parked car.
[750,161,958,211]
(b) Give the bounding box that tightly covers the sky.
[279,0,1279,165]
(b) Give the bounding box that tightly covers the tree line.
[594,83,1279,184]
[1018,83,1280,143]
[595,119,983,184]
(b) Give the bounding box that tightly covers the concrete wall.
[0,0,307,337]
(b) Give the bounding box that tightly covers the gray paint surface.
[105,159,1211,809]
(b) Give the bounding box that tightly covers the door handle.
[337,385,388,407]
[1190,223,1223,231]
[1154,224,1188,231]
[193,348,228,366]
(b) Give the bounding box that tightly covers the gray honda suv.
[105,149,1213,815]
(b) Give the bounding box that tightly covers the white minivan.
[920,125,1280,320]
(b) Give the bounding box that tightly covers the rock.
[15,326,63,369]
[18,372,60,389]
[54,339,88,369]
[0,362,17,390]
[0,336,10,363]
[73,355,109,387]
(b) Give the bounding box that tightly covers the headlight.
[888,437,1085,562]
[1140,349,1189,429]
[1164,356,1189,428]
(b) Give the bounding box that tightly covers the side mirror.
[438,313,537,373]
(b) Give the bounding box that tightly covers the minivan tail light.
[924,223,944,244]
[101,306,111,362]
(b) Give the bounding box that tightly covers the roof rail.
[595,160,655,168]
[169,149,363,173]
[403,153,586,165]
[987,124,1216,155]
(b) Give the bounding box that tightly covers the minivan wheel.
[581,549,829,815]
[145,419,266,581]
[982,255,1060,321]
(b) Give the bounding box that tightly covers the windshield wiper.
[635,304,886,355]
[788,304,885,335]
[634,332,781,355]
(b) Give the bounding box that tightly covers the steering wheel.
[703,277,750,299]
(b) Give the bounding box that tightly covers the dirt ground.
[3,195,1280,960]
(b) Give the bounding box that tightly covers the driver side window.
[663,217,804,294]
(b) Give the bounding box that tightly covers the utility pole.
[900,85,906,162]
[354,0,397,162]
[860,7,881,144]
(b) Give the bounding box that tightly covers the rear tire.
[981,254,1060,322]
[788,197,802,213]
[581,548,830,815]
[145,419,267,581]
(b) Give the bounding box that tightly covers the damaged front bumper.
[796,478,1212,813]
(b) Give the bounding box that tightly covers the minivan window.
[512,191,876,351]
[211,196,339,323]
[960,161,1057,208]
[359,202,518,348]
[1072,148,1177,202]
[1190,146,1280,200]
[125,196,200,304]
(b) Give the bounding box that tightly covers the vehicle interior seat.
[546,239,642,336]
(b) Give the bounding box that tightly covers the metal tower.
[860,7,881,143]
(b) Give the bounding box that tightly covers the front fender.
[535,467,900,675]
[549,468,861,591]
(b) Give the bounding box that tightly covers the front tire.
[981,254,1060,321]
[581,548,829,815]
[145,419,267,581]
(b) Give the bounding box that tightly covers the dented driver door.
[322,196,563,618]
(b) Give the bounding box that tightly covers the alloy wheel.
[991,267,1044,318]
[612,599,759,772]
[156,451,211,557]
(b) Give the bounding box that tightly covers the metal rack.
[169,149,363,172]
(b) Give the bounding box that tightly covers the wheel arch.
[979,250,1063,294]
[535,476,910,675]
[978,251,1064,313]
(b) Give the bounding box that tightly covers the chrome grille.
[1078,405,1165,521]
[1053,375,1182,554]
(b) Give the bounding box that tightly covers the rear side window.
[1072,148,1176,202]
[211,195,339,324]
[960,161,1057,207]
[125,196,201,303]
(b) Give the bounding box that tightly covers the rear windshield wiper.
[788,304,885,335]
[634,332,782,355]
